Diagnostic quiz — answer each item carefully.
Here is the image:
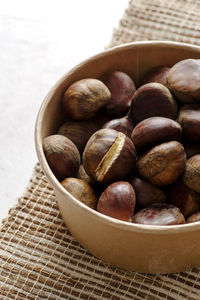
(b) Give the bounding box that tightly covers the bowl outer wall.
[35,41,200,274]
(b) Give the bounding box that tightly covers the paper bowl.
[35,41,200,274]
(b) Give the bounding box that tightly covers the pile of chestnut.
[43,58,200,226]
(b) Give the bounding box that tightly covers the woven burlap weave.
[1,0,200,299]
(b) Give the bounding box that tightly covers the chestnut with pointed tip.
[131,117,182,152]
[100,70,136,117]
[177,104,200,142]
[129,82,178,124]
[62,78,111,120]
[167,58,200,103]
[128,176,166,208]
[134,203,185,225]
[136,141,186,186]
[167,180,200,217]
[61,177,97,209]
[83,128,136,183]
[43,135,80,181]
[183,154,200,193]
[97,181,135,222]
[102,116,135,138]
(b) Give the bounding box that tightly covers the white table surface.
[0,0,128,222]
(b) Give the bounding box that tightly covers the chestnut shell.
[83,128,136,183]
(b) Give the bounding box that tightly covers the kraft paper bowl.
[35,41,200,274]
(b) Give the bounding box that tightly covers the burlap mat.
[1,0,200,299]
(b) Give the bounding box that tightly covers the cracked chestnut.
[82,128,136,183]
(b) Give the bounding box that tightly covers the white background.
[0,0,128,222]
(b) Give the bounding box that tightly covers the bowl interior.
[35,41,200,232]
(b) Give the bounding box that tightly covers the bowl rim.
[35,40,200,234]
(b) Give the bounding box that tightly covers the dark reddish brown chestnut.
[136,141,186,186]
[167,180,200,217]
[43,135,80,181]
[131,117,182,152]
[142,66,170,86]
[57,120,98,154]
[100,70,136,117]
[128,176,166,208]
[134,203,185,225]
[83,129,136,183]
[167,59,200,103]
[61,177,97,209]
[62,78,111,120]
[129,82,178,124]
[97,181,135,222]
[183,142,200,158]
[102,116,135,138]
[186,211,200,223]
[177,104,200,142]
[183,154,200,193]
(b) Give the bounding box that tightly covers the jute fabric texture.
[1,0,200,299]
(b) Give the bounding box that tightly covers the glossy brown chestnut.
[57,120,98,154]
[100,70,136,117]
[167,180,200,217]
[183,154,200,193]
[128,176,166,208]
[136,141,186,186]
[97,181,135,222]
[183,142,200,158]
[43,135,80,181]
[129,82,178,124]
[62,78,111,120]
[167,59,200,103]
[61,177,97,209]
[177,104,200,142]
[186,211,200,223]
[134,203,185,225]
[142,66,170,86]
[102,116,135,138]
[131,117,182,152]
[83,128,136,183]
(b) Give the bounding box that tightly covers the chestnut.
[183,154,200,193]
[97,181,135,222]
[62,78,111,120]
[128,176,166,208]
[177,104,200,142]
[78,164,95,186]
[61,177,97,209]
[134,203,185,225]
[100,70,136,117]
[136,141,186,186]
[186,211,200,223]
[167,180,200,217]
[43,135,80,181]
[57,120,98,154]
[102,116,135,138]
[183,142,200,158]
[167,59,200,103]
[131,117,182,152]
[82,128,136,183]
[129,82,178,124]
[142,66,170,86]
